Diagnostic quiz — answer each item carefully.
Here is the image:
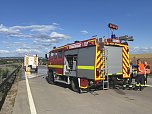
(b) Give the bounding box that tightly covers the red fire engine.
[46,24,133,93]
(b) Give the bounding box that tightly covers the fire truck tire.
[112,76,117,89]
[123,79,127,90]
[48,71,55,84]
[71,78,80,93]
[35,68,38,73]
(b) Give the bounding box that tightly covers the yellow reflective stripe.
[123,73,130,78]
[56,73,63,75]
[80,86,88,89]
[48,65,64,68]
[123,69,126,74]
[53,46,67,50]
[136,84,140,86]
[116,73,122,75]
[26,57,28,65]
[141,84,145,87]
[97,62,101,68]
[34,56,37,65]
[97,56,101,63]
[108,73,122,75]
[95,44,97,79]
[77,66,94,70]
[123,58,129,69]
[117,44,126,47]
[123,48,129,59]
[97,51,100,56]
[48,65,94,70]
[122,55,129,67]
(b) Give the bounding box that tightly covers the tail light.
[96,68,99,78]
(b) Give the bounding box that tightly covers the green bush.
[2,68,9,79]
[0,68,2,79]
[0,67,11,79]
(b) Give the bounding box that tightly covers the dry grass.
[130,53,152,59]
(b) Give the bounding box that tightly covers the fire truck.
[24,54,38,73]
[46,24,133,93]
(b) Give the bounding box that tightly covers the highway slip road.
[13,66,152,114]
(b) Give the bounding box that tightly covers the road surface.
[13,66,152,114]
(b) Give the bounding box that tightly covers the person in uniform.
[129,61,133,89]
[136,59,145,91]
[144,61,150,85]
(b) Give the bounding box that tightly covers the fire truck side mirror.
[45,54,48,59]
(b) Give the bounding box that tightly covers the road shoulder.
[13,79,30,114]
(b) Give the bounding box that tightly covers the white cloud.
[16,49,29,53]
[10,42,28,48]
[34,32,71,48]
[0,24,20,35]
[10,48,42,57]
[0,50,10,54]
[52,23,59,25]
[81,30,88,34]
[0,23,71,57]
[10,24,57,33]
[0,24,70,41]
[0,24,33,38]
[130,46,152,54]
[50,32,70,39]
[9,34,33,38]
[16,48,41,54]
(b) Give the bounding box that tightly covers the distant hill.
[0,57,23,60]
[130,53,152,59]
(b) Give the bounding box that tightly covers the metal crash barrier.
[0,65,22,110]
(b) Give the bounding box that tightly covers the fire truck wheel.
[35,68,38,73]
[123,79,128,90]
[71,78,80,93]
[112,76,117,89]
[48,71,55,84]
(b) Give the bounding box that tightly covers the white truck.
[24,54,38,72]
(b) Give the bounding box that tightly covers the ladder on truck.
[101,48,109,90]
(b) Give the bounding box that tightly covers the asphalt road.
[13,66,152,114]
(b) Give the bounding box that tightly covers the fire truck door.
[64,50,78,76]
[104,46,122,75]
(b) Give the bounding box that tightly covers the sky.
[0,0,152,57]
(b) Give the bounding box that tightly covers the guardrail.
[0,65,22,110]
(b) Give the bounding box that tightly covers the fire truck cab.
[46,35,133,92]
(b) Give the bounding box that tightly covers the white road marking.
[27,74,38,79]
[25,73,37,114]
